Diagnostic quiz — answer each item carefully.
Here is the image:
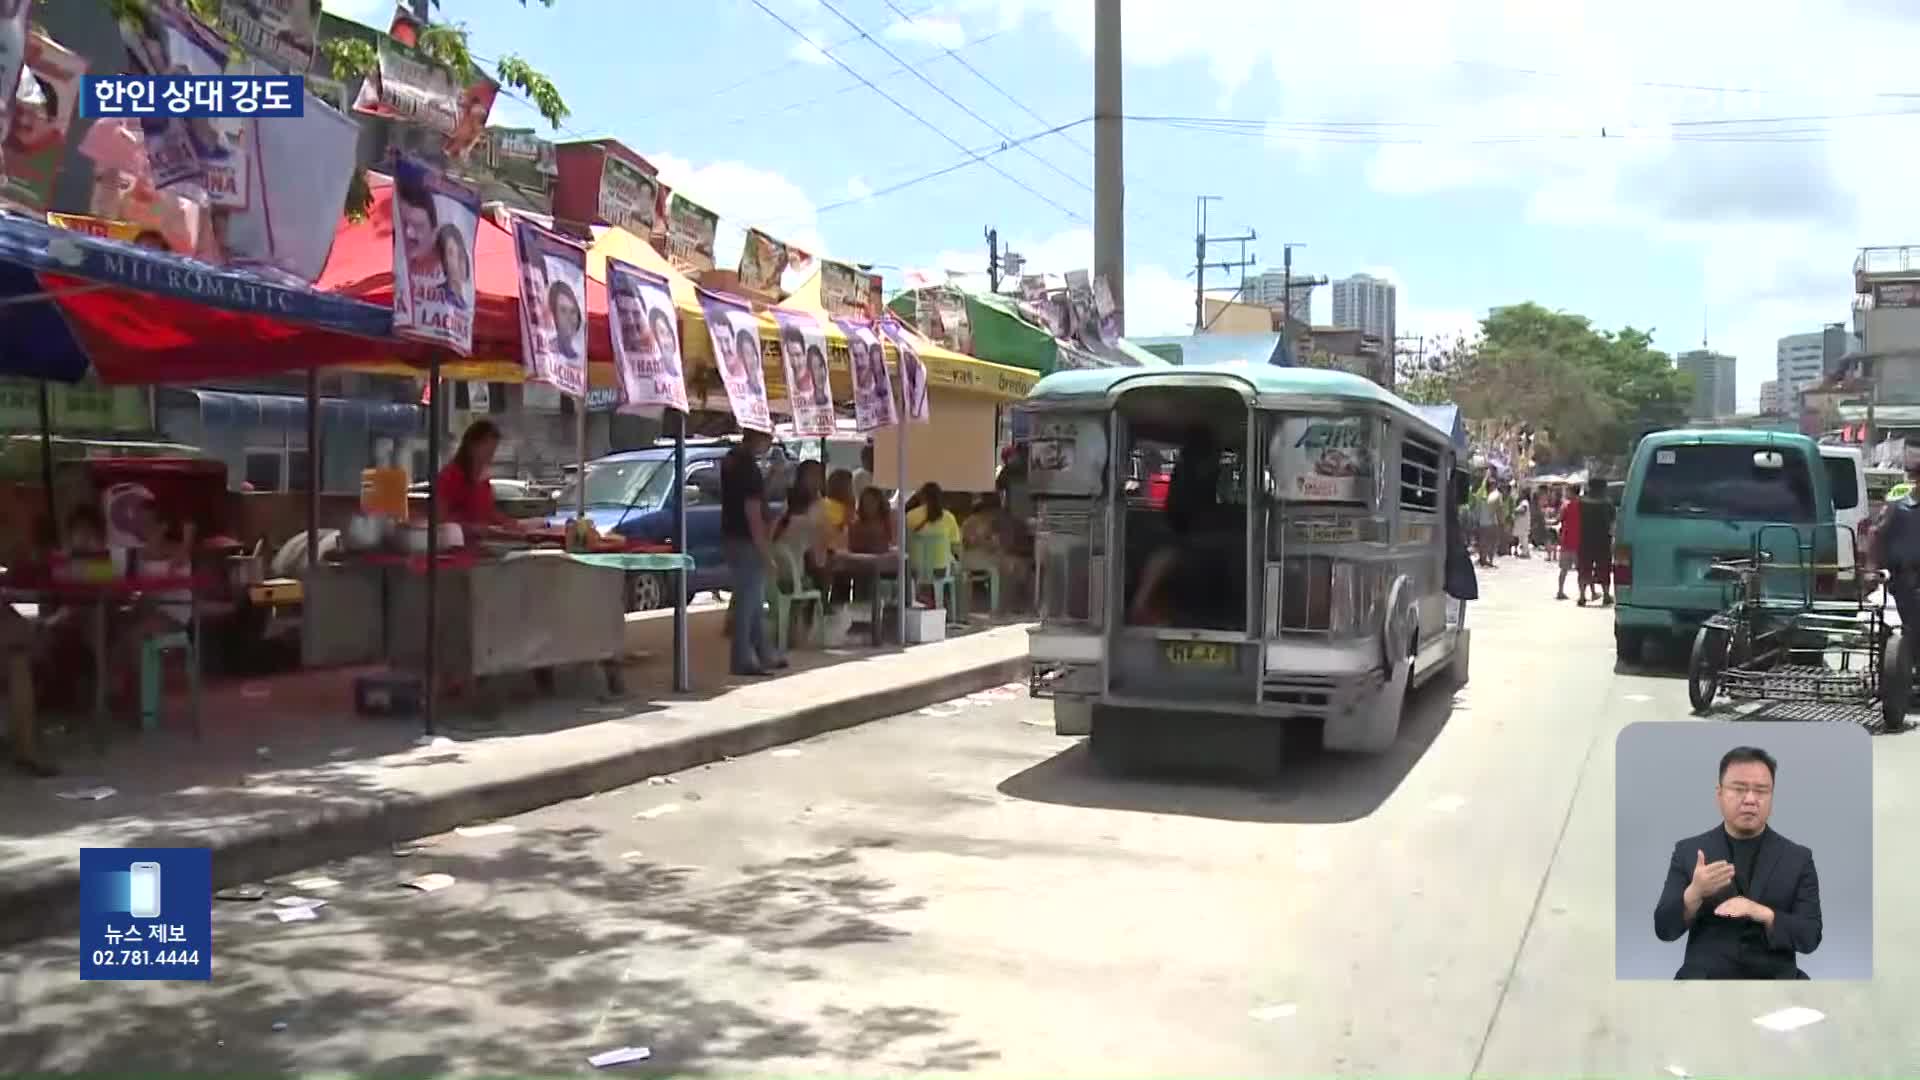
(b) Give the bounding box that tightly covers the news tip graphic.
[79,847,212,981]
[79,74,305,120]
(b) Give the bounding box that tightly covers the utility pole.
[985,226,1000,293]
[1276,243,1327,362]
[1093,0,1124,333]
[1191,195,1256,333]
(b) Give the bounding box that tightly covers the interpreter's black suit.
[1653,825,1821,979]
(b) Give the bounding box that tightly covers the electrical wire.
[747,0,1087,223]
[703,28,1009,134]
[802,117,1095,219]
[811,0,1091,196]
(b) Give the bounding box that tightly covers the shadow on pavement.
[994,682,1458,824]
[0,824,997,1077]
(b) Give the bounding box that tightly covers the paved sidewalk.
[0,624,1031,946]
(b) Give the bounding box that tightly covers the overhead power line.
[812,0,1091,196]
[748,0,1087,223]
[704,28,1009,134]
[805,117,1095,219]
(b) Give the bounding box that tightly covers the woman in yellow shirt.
[905,481,963,604]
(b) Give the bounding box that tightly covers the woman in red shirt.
[436,419,519,533]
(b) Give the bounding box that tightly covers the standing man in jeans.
[721,429,785,677]
[1577,478,1615,607]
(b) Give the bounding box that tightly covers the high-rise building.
[1239,269,1317,321]
[1776,332,1826,400]
[1330,273,1397,345]
[1758,380,1781,416]
[1676,348,1738,419]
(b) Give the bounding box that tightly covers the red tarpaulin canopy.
[315,178,612,369]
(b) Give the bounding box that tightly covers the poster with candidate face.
[771,308,834,438]
[879,318,930,424]
[696,288,771,433]
[607,256,687,415]
[834,317,897,434]
[512,217,589,397]
[1,28,84,212]
[390,154,480,356]
[0,0,30,175]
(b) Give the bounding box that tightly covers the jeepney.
[1020,365,1471,757]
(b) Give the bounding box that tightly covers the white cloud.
[787,38,833,66]
[982,0,1920,409]
[646,154,825,269]
[884,16,967,51]
[844,175,873,201]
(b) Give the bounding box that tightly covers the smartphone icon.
[128,862,162,919]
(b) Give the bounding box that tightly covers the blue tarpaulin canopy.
[1413,403,1468,450]
[0,212,398,384]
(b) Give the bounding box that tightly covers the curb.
[1,654,1029,948]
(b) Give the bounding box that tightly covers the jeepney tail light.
[1613,544,1632,587]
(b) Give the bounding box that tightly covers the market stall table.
[0,569,208,749]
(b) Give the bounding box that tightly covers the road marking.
[1624,693,1654,704]
[1249,1003,1297,1021]
[634,804,681,820]
[1428,794,1469,813]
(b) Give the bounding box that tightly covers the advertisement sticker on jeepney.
[1028,416,1108,496]
[1274,416,1371,502]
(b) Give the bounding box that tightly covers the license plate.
[1164,642,1233,668]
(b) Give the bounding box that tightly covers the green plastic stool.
[908,532,959,621]
[765,546,824,653]
[960,557,1002,618]
[140,629,200,734]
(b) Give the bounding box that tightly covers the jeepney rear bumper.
[1028,628,1384,719]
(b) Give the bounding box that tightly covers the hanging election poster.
[512,216,590,396]
[819,258,879,320]
[607,256,688,414]
[738,227,790,294]
[0,0,30,176]
[1,28,84,212]
[697,289,772,433]
[834,317,897,434]
[664,191,718,274]
[771,308,835,437]
[598,151,660,234]
[218,0,317,73]
[390,154,480,356]
[879,317,930,424]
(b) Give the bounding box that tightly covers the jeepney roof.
[1023,364,1454,445]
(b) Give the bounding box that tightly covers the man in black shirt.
[1653,745,1822,979]
[1577,478,1615,607]
[721,430,781,676]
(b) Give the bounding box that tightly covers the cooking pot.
[345,514,393,552]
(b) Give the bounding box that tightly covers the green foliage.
[1401,302,1693,468]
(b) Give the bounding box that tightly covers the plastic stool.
[140,630,201,733]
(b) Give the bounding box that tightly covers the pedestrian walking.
[1576,478,1615,607]
[1514,491,1533,559]
[1477,479,1502,568]
[1556,492,1582,601]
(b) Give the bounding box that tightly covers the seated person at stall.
[2,507,107,773]
[771,460,836,608]
[905,481,964,605]
[848,487,895,555]
[961,492,1029,608]
[435,419,525,535]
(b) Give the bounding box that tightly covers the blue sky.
[326,0,1920,412]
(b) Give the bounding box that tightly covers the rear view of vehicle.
[1819,445,1869,593]
[1613,431,1834,663]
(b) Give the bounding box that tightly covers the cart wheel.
[1687,626,1728,715]
[1882,630,1912,730]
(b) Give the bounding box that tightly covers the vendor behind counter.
[435,419,521,533]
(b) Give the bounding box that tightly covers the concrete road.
[4,558,1916,1077]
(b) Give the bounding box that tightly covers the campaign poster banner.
[165,15,248,208]
[600,152,660,234]
[223,62,359,281]
[607,257,688,414]
[697,288,771,433]
[2,29,85,212]
[486,127,558,191]
[512,217,590,397]
[737,227,789,294]
[820,259,879,320]
[218,0,316,73]
[79,847,212,981]
[664,191,718,274]
[47,212,142,243]
[834,317,897,434]
[354,34,497,160]
[879,318,930,424]
[771,308,834,437]
[0,0,30,172]
[391,154,480,356]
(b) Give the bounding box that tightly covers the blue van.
[546,439,794,610]
[1613,429,1836,663]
